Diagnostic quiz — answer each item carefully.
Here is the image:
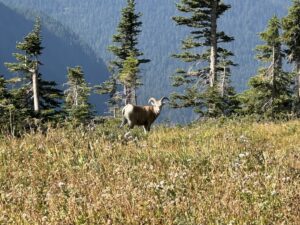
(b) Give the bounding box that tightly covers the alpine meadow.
[0,0,299,224]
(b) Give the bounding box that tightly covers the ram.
[120,97,169,133]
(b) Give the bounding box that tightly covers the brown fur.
[120,97,169,133]
[127,105,159,126]
[120,105,160,132]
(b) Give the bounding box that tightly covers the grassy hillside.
[0,119,299,224]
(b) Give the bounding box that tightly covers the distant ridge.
[0,2,109,114]
[0,0,291,122]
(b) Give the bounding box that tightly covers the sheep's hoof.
[124,131,133,140]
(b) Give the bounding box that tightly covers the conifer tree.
[6,17,43,114]
[171,0,236,117]
[107,0,149,106]
[0,76,14,133]
[0,76,10,122]
[217,49,240,116]
[240,16,293,117]
[0,76,9,107]
[5,17,62,120]
[94,66,122,118]
[64,66,93,124]
[282,0,300,108]
[119,53,140,105]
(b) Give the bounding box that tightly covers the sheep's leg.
[128,121,134,129]
[144,124,151,134]
[147,125,151,132]
[143,125,148,134]
[120,118,127,128]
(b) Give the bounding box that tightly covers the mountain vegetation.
[282,0,300,111]
[170,0,237,117]
[5,17,63,121]
[239,16,294,118]
[0,0,299,128]
[0,0,292,122]
[106,0,150,107]
[64,66,93,124]
[0,1,300,224]
[0,2,109,115]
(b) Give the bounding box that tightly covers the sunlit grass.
[0,119,299,224]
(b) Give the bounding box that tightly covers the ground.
[0,119,299,224]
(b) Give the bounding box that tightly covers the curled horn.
[148,97,157,105]
[160,97,170,103]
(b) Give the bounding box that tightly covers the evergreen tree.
[107,0,150,106]
[5,17,62,121]
[0,76,16,134]
[171,0,236,117]
[217,49,240,116]
[282,0,300,109]
[119,53,140,105]
[0,76,10,108]
[64,66,93,124]
[239,16,293,117]
[94,66,122,118]
[0,76,11,127]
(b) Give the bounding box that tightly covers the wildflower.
[159,181,165,186]
[233,162,240,168]
[58,182,65,188]
[266,175,272,180]
[241,189,252,194]
[239,135,249,143]
[239,153,246,158]
[239,152,249,158]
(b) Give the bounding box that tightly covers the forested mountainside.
[0,2,109,113]
[0,0,291,122]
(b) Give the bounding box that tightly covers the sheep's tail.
[120,105,129,128]
[122,104,132,116]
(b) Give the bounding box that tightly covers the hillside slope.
[0,2,109,113]
[0,119,299,223]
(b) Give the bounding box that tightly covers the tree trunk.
[297,62,300,100]
[9,108,14,137]
[270,43,282,116]
[209,0,218,88]
[27,58,40,113]
[271,46,276,102]
[32,67,40,113]
[132,87,137,105]
[124,85,132,105]
[74,85,78,106]
[220,65,226,98]
[113,107,117,118]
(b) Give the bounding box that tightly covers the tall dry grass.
[0,119,299,224]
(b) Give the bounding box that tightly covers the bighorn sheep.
[120,97,169,133]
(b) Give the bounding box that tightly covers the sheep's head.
[148,97,169,114]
